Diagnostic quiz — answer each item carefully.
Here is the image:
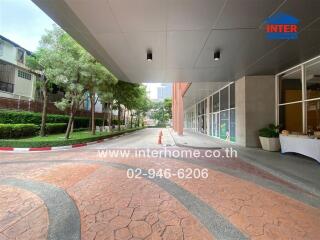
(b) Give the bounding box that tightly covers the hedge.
[46,123,67,134]
[0,110,108,128]
[0,124,39,139]
[0,127,144,147]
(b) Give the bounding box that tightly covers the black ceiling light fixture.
[214,50,220,61]
[147,49,152,62]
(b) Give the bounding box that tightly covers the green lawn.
[0,127,143,148]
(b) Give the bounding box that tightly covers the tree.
[53,32,87,139]
[113,81,140,130]
[80,50,117,134]
[164,98,172,119]
[26,26,64,137]
[150,98,172,126]
[134,86,151,127]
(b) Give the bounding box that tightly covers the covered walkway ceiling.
[32,0,320,83]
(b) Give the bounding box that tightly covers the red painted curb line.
[29,147,52,151]
[0,147,14,151]
[0,129,140,152]
[72,143,87,148]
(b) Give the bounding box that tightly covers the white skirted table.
[280,134,320,163]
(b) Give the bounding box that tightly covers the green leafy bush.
[46,123,67,134]
[0,124,39,139]
[0,127,144,147]
[0,110,103,128]
[259,124,279,138]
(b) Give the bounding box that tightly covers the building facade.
[0,35,37,101]
[174,55,320,148]
[157,83,172,100]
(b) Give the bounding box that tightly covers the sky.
[0,0,162,99]
[0,0,55,51]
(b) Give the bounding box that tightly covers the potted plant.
[258,124,280,151]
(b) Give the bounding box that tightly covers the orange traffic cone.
[158,133,162,144]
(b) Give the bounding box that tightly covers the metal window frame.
[275,55,320,133]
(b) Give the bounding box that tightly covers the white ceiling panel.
[195,29,281,71]
[33,0,320,83]
[124,69,166,82]
[215,0,283,29]
[108,0,167,32]
[65,0,120,34]
[166,30,210,69]
[123,31,166,70]
[167,0,225,30]
[95,33,134,71]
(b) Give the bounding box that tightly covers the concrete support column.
[235,75,275,147]
[172,82,190,136]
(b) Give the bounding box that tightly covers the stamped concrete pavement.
[0,128,319,240]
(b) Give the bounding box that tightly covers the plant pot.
[259,136,280,152]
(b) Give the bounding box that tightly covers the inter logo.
[264,12,299,40]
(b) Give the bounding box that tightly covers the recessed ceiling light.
[214,50,220,61]
[147,49,152,62]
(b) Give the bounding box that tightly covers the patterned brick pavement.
[0,186,48,240]
[0,147,320,239]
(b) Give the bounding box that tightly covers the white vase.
[259,136,280,151]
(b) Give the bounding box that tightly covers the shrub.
[0,110,103,128]
[259,124,280,138]
[0,124,38,139]
[46,123,67,134]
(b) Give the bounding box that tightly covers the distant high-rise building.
[157,83,172,100]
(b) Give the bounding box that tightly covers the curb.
[0,138,109,152]
[0,128,143,153]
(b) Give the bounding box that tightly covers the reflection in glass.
[279,67,302,104]
[230,83,235,108]
[220,110,229,140]
[220,87,229,110]
[307,100,320,132]
[305,60,320,100]
[230,109,236,142]
[213,93,219,112]
[279,103,303,133]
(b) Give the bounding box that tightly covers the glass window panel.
[204,99,207,114]
[203,114,207,134]
[230,83,235,108]
[230,109,236,142]
[213,93,219,112]
[201,101,204,115]
[307,100,320,132]
[209,96,213,113]
[279,67,302,104]
[209,114,212,136]
[279,103,303,133]
[305,59,320,100]
[212,113,219,137]
[220,110,229,140]
[220,87,229,110]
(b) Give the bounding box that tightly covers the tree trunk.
[118,104,121,131]
[109,103,113,132]
[102,104,106,128]
[130,112,133,129]
[137,114,140,127]
[39,86,48,137]
[90,93,96,135]
[123,109,126,127]
[65,111,75,139]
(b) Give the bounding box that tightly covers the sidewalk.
[170,129,320,197]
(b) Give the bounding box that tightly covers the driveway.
[0,128,319,240]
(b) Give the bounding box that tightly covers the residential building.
[0,35,37,100]
[157,83,172,100]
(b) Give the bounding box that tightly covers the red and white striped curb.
[0,137,118,152]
